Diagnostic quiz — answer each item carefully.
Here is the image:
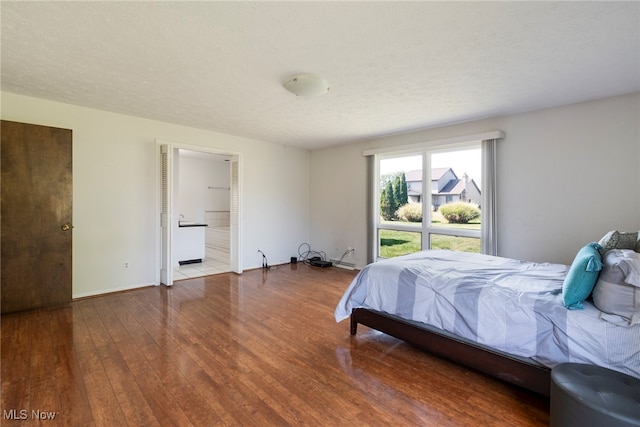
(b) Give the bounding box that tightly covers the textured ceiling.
[2,1,639,149]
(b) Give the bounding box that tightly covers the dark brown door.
[1,120,73,314]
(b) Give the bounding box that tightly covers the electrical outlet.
[124,262,129,269]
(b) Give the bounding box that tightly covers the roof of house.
[437,178,481,196]
[406,168,456,182]
[405,168,481,197]
[438,179,465,195]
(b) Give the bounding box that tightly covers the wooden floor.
[1,263,549,426]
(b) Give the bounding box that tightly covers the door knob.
[61,223,72,231]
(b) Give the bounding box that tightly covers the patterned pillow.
[598,230,639,255]
[618,231,639,248]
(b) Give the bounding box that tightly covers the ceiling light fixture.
[283,74,330,97]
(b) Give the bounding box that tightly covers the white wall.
[177,154,230,222]
[310,93,640,267]
[1,92,310,298]
[3,91,638,297]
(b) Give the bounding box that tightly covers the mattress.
[335,250,640,378]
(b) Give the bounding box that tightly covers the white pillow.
[591,249,640,325]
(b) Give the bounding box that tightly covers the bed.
[335,246,640,396]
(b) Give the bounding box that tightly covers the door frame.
[155,139,242,286]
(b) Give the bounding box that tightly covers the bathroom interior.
[173,148,231,280]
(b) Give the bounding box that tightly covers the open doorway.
[158,142,241,286]
[173,149,231,280]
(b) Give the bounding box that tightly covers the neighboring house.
[406,168,481,210]
[405,169,424,203]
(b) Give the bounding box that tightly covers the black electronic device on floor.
[309,257,332,268]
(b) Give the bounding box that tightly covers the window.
[377,153,422,259]
[375,144,482,259]
[363,131,504,262]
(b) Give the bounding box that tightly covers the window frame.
[364,131,503,263]
[373,141,483,260]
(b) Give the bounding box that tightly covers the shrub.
[430,209,445,224]
[397,203,422,222]
[438,201,480,224]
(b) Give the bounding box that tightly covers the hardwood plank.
[1,264,549,425]
[128,285,291,426]
[1,313,33,423]
[110,285,243,425]
[86,298,164,426]
[72,301,128,426]
[28,310,64,427]
[52,307,94,426]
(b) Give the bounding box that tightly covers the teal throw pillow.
[562,242,603,310]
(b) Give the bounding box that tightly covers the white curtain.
[481,139,498,255]
[366,155,376,264]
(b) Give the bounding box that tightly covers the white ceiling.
[2,1,639,150]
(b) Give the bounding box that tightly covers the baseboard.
[330,259,356,270]
[73,282,155,300]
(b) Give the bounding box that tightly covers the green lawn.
[379,227,481,258]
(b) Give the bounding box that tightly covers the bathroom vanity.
[176,221,207,264]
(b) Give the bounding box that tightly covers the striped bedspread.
[335,250,640,379]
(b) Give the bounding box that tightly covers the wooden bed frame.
[350,308,551,397]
